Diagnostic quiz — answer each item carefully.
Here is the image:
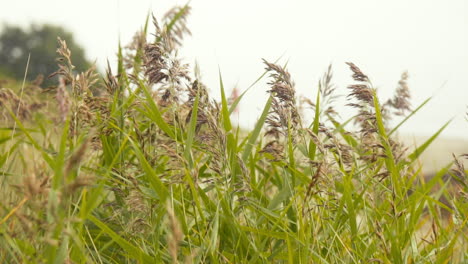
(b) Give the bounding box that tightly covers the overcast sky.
[1,0,467,139]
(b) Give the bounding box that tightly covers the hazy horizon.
[1,0,467,139]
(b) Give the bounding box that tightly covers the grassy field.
[1,4,467,263]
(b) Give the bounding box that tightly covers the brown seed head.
[346,62,369,82]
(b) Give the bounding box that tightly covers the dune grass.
[1,4,467,263]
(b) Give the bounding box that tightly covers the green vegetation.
[1,4,467,263]
[0,23,92,86]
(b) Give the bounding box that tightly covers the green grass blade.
[218,68,238,181]
[5,106,54,167]
[242,96,272,161]
[239,225,287,240]
[138,80,176,139]
[308,89,321,161]
[407,119,451,162]
[219,69,232,133]
[88,215,155,263]
[229,55,284,115]
[209,204,220,254]
[165,4,190,36]
[52,118,70,189]
[183,85,200,167]
[389,97,431,136]
[329,115,358,148]
[129,138,169,202]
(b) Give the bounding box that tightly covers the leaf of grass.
[219,69,232,133]
[268,183,292,211]
[242,96,272,161]
[130,138,169,202]
[239,225,287,240]
[183,85,200,167]
[209,204,220,254]
[52,118,70,189]
[372,89,401,197]
[88,215,156,263]
[229,55,284,114]
[329,115,358,148]
[407,119,451,162]
[165,4,190,36]
[308,89,320,161]
[389,97,431,136]
[138,80,176,139]
[109,121,169,201]
[219,69,238,180]
[5,106,54,167]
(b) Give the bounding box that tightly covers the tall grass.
[1,4,467,263]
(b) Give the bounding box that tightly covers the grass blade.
[389,97,431,136]
[242,96,272,161]
[308,89,321,161]
[88,215,156,263]
[407,119,451,162]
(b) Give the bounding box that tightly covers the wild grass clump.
[1,4,467,263]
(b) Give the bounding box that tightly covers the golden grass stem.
[0,197,28,225]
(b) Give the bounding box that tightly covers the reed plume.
[261,59,301,160]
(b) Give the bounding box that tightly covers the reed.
[0,4,467,263]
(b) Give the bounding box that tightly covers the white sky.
[1,0,467,139]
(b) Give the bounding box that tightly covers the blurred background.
[1,0,467,172]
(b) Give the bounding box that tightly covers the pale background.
[1,0,467,149]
